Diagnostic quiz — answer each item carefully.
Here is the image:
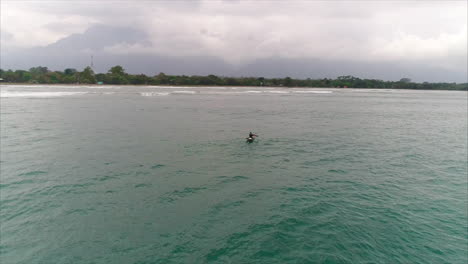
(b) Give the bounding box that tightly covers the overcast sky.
[1,0,467,82]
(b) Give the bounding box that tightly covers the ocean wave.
[0,89,335,98]
[0,84,119,89]
[291,90,333,94]
[140,92,170,96]
[0,91,87,98]
[206,90,331,95]
[207,91,265,94]
[265,90,290,94]
[200,90,302,95]
[172,91,197,94]
[350,89,397,92]
[139,91,197,96]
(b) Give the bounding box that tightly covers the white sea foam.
[146,86,227,90]
[350,89,397,92]
[201,90,288,95]
[0,87,335,98]
[140,92,170,96]
[292,90,333,94]
[0,84,119,89]
[210,91,262,94]
[172,91,197,94]
[0,91,87,98]
[265,90,290,94]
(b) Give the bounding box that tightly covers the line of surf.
[138,90,334,96]
[0,91,88,98]
[291,90,333,94]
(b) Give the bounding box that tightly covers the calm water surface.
[1,85,467,263]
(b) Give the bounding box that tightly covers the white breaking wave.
[142,86,228,89]
[0,88,334,98]
[202,91,263,95]
[139,91,197,96]
[245,90,263,93]
[204,90,330,95]
[140,92,170,96]
[0,91,87,98]
[172,91,197,94]
[349,89,396,92]
[264,90,290,94]
[201,90,293,95]
[0,84,119,89]
[292,90,333,94]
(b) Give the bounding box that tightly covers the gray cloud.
[1,0,466,82]
[47,24,148,51]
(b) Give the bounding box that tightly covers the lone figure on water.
[246,132,258,143]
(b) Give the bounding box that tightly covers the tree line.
[1,66,466,90]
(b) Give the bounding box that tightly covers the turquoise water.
[1,85,467,263]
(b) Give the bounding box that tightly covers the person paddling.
[246,132,258,142]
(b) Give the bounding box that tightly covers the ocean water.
[1,85,467,264]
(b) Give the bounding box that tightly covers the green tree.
[14,70,32,82]
[109,65,125,76]
[46,71,63,84]
[79,66,96,84]
[129,74,149,85]
[225,77,240,86]
[154,72,169,85]
[95,73,106,84]
[2,70,17,82]
[107,65,128,84]
[28,66,49,83]
[29,66,49,75]
[284,77,293,87]
[64,68,77,76]
[258,77,265,86]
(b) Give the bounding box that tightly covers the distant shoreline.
[1,82,467,91]
[1,66,466,90]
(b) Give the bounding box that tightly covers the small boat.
[246,136,257,143]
